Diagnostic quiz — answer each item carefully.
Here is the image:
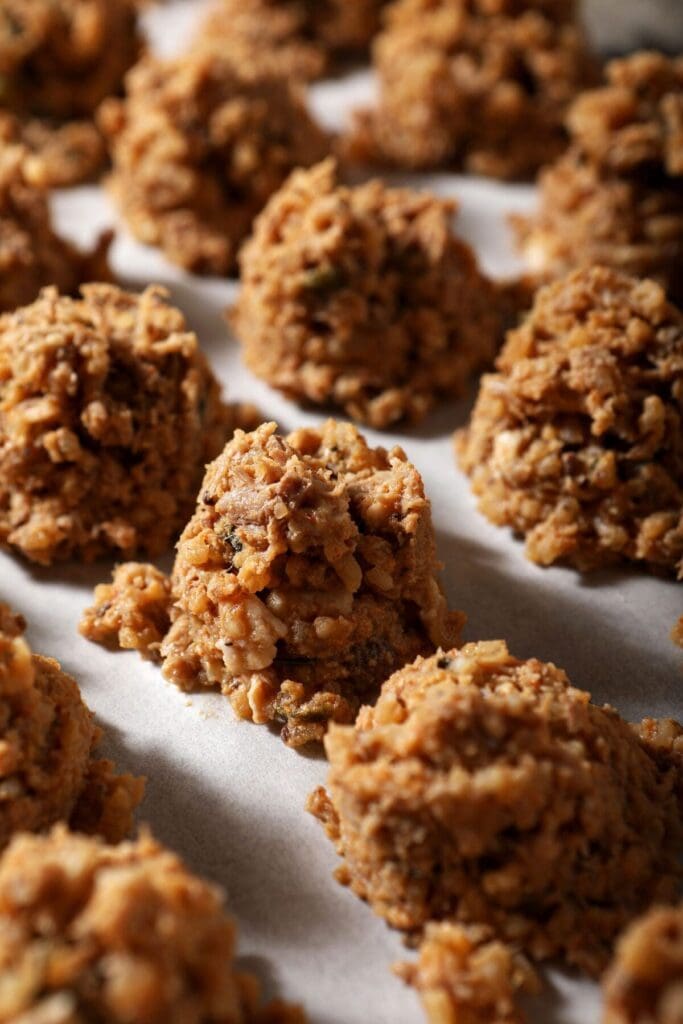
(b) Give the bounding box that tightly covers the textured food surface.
[100,50,329,274]
[517,53,683,302]
[0,826,305,1024]
[82,421,463,747]
[195,0,388,80]
[235,159,501,428]
[310,640,683,975]
[602,903,683,1024]
[347,0,596,179]
[457,266,683,575]
[0,603,143,850]
[0,284,235,564]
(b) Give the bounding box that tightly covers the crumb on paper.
[516,52,683,303]
[309,640,683,975]
[100,50,329,275]
[82,420,464,748]
[344,0,597,180]
[457,265,683,576]
[603,903,683,1024]
[0,283,241,565]
[0,825,307,1023]
[235,159,502,428]
[396,921,540,1024]
[0,603,144,850]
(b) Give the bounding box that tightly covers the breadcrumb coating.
[457,266,683,575]
[0,284,237,565]
[100,51,329,275]
[309,640,683,975]
[195,0,388,81]
[517,53,683,303]
[0,603,143,850]
[0,826,306,1024]
[603,903,683,1024]
[82,421,463,747]
[234,160,501,428]
[0,146,110,312]
[346,0,596,180]
[396,922,540,1024]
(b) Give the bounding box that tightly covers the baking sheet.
[1,3,681,1021]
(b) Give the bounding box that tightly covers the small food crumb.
[234,159,502,428]
[457,265,683,575]
[345,0,597,180]
[603,903,683,1024]
[100,50,329,275]
[82,420,464,747]
[0,825,306,1023]
[309,640,683,975]
[0,283,239,565]
[0,603,144,850]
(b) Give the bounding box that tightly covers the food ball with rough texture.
[0,825,306,1023]
[81,421,464,748]
[0,0,143,187]
[0,603,144,850]
[0,145,110,312]
[195,0,388,81]
[457,266,683,576]
[603,903,683,1024]
[347,0,597,180]
[234,160,501,428]
[517,53,683,304]
[0,284,237,565]
[99,51,329,275]
[396,922,539,1024]
[309,640,683,975]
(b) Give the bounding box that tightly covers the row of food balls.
[0,1,681,1023]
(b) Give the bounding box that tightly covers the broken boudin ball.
[457,266,683,576]
[81,421,464,747]
[0,145,110,312]
[309,641,683,975]
[517,52,683,304]
[234,160,502,428]
[0,603,144,851]
[346,0,597,180]
[195,0,389,81]
[0,0,143,186]
[396,922,540,1024]
[99,50,329,275]
[0,284,237,565]
[0,826,306,1023]
[603,903,683,1024]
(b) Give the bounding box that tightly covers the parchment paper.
[1,4,680,1021]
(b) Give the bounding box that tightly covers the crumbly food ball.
[195,0,388,81]
[0,0,143,120]
[0,284,236,565]
[0,145,110,312]
[82,421,464,747]
[516,53,683,304]
[234,160,501,428]
[396,922,540,1024]
[346,0,596,179]
[603,903,683,1024]
[0,826,306,1024]
[0,603,144,850]
[0,111,106,188]
[309,640,683,975]
[456,266,683,575]
[99,52,329,275]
